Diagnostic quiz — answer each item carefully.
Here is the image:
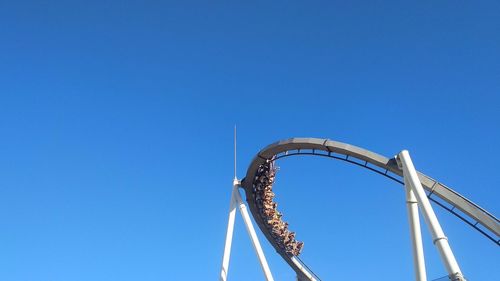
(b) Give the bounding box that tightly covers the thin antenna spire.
[234,125,237,180]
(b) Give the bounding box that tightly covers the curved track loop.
[241,138,499,280]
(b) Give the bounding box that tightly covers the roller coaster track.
[240,138,499,280]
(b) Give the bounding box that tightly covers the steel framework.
[220,138,499,281]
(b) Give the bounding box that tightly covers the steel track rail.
[241,138,499,280]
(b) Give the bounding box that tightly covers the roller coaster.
[220,138,499,281]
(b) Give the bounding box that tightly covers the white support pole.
[233,180,275,281]
[220,183,238,281]
[399,150,465,281]
[291,257,317,281]
[404,177,427,281]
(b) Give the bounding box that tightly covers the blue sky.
[0,1,499,280]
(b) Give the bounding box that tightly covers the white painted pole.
[291,257,316,281]
[399,150,465,281]
[404,177,427,281]
[233,180,275,281]
[220,183,238,281]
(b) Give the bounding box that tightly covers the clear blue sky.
[0,1,498,280]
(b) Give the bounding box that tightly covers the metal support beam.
[398,150,465,281]
[220,183,238,281]
[233,179,275,281]
[405,176,427,281]
[220,178,275,281]
[291,257,317,281]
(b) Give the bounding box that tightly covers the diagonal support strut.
[398,150,465,281]
[220,178,275,281]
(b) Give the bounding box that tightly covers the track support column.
[404,176,427,281]
[291,257,317,281]
[220,178,275,281]
[233,179,275,281]
[398,150,465,281]
[220,181,238,281]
